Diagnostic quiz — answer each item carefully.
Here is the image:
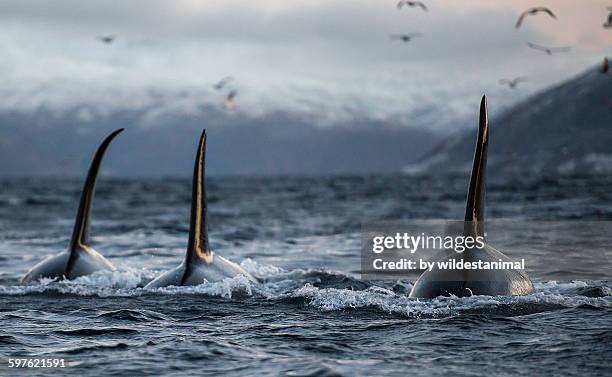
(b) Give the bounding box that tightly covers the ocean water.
[0,175,610,377]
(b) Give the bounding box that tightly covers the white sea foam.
[287,280,611,317]
[71,267,152,288]
[0,267,151,297]
[148,274,255,298]
[240,258,284,278]
[1,265,610,317]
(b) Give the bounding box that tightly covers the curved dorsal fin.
[464,96,489,238]
[185,129,212,267]
[69,128,124,251]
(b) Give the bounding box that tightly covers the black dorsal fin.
[69,128,124,251]
[185,129,212,268]
[464,96,489,238]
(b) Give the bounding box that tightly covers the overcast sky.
[0,0,610,128]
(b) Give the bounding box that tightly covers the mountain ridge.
[0,107,441,177]
[406,65,612,176]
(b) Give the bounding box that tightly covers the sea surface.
[0,175,610,376]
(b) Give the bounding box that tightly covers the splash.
[288,280,611,317]
[147,274,255,299]
[1,264,610,318]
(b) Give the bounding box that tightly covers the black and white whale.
[409,96,535,298]
[21,129,124,284]
[145,130,258,288]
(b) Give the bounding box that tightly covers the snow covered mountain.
[407,64,612,176]
[0,106,441,177]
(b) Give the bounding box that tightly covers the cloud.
[0,0,609,129]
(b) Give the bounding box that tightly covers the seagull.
[96,35,115,44]
[499,77,527,89]
[213,76,234,90]
[389,33,422,43]
[515,7,556,29]
[603,7,612,28]
[397,1,427,11]
[603,57,609,73]
[224,90,237,110]
[527,42,571,55]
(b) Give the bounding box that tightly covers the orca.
[145,130,258,288]
[409,96,535,298]
[21,129,124,284]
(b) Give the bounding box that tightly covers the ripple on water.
[53,327,140,336]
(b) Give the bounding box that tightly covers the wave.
[54,327,139,336]
[48,341,131,355]
[1,260,610,318]
[287,281,611,318]
[95,309,170,322]
[0,335,20,344]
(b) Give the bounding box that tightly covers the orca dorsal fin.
[185,129,212,267]
[69,128,124,251]
[464,96,489,238]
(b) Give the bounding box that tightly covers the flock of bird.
[392,2,612,89]
[92,3,611,107]
[95,37,239,109]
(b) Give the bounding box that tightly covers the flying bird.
[515,7,556,29]
[603,57,609,73]
[603,7,612,28]
[96,35,115,44]
[224,90,237,110]
[527,42,571,55]
[397,1,427,11]
[214,76,234,90]
[499,77,527,89]
[389,33,422,43]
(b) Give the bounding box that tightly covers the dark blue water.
[0,175,610,376]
